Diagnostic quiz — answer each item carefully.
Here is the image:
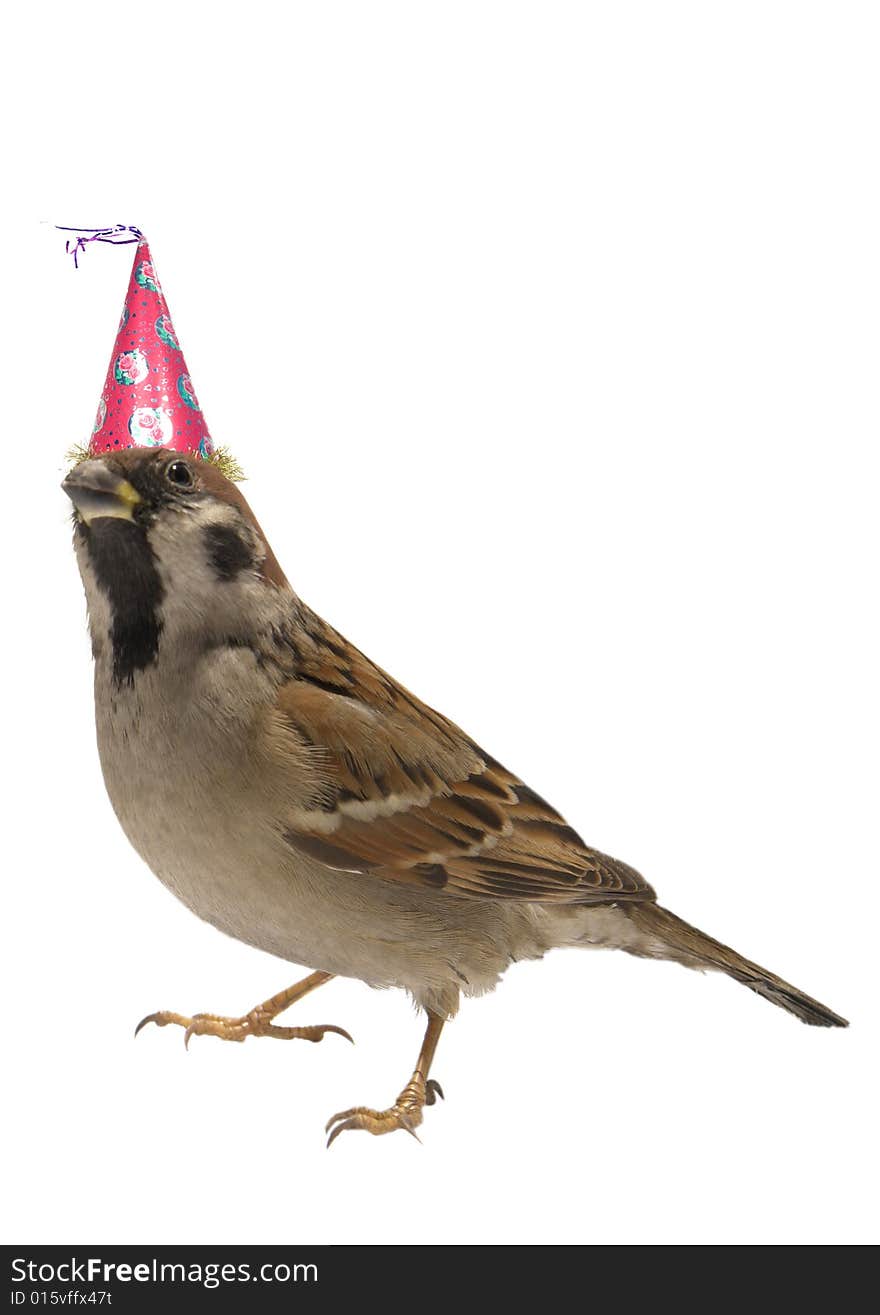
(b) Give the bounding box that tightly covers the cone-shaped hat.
[86,236,214,460]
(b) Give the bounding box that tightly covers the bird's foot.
[326,1074,444,1146]
[135,1006,352,1050]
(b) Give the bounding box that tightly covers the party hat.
[61,226,233,469]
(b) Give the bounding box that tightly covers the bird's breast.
[89,644,564,1010]
[94,647,289,919]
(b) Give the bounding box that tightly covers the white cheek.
[148,506,272,643]
[75,545,113,649]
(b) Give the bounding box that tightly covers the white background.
[2,2,877,1246]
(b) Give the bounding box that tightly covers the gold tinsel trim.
[64,442,92,468]
[63,444,245,482]
[204,446,246,482]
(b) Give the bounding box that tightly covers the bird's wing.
[272,615,654,905]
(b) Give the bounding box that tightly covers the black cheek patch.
[204,524,255,581]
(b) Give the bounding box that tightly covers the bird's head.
[62,448,288,683]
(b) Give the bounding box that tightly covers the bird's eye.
[166,460,194,488]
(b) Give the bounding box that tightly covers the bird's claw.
[325,1076,444,1147]
[134,1010,198,1041]
[325,1106,422,1147]
[425,1078,444,1105]
[134,1009,353,1048]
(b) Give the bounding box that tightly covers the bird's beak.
[62,460,142,525]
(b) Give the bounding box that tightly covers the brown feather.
[274,616,655,905]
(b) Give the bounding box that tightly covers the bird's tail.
[624,903,848,1028]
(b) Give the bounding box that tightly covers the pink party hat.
[62,226,218,463]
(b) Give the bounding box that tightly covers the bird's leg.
[326,1010,445,1146]
[135,971,352,1049]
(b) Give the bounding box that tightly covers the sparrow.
[62,448,848,1144]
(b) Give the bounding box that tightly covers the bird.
[62,447,848,1145]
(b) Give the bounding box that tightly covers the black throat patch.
[83,519,164,686]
